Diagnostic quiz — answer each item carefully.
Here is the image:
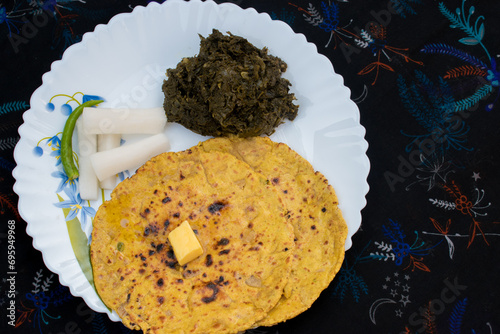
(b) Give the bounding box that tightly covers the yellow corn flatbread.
[90,136,347,333]
[198,136,348,326]
[91,148,295,333]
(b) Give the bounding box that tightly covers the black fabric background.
[1,1,500,333]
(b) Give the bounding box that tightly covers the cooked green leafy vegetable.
[162,29,298,137]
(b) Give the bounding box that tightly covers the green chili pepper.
[61,99,103,180]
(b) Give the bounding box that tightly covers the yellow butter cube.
[168,221,204,266]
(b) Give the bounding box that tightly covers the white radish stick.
[76,119,99,200]
[90,133,170,182]
[82,107,167,134]
[97,134,121,189]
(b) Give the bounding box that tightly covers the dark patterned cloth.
[1,1,500,333]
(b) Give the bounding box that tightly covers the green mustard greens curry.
[162,29,298,137]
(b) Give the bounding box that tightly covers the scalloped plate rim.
[12,0,370,323]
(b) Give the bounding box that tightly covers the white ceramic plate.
[13,0,369,322]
